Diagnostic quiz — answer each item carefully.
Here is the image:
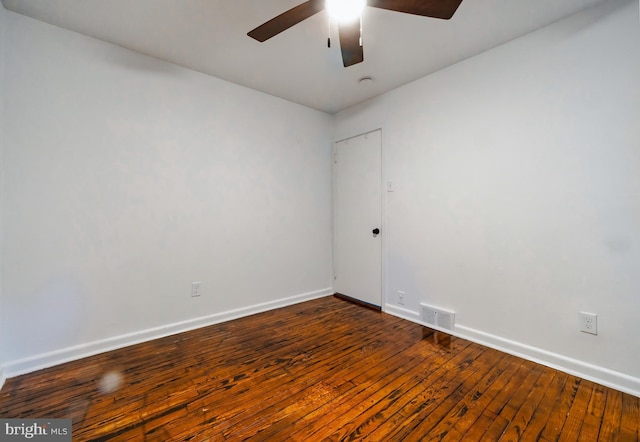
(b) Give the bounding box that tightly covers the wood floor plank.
[362,343,481,441]
[0,295,637,441]
[200,322,420,439]
[576,383,607,441]
[281,334,471,440]
[309,342,478,441]
[380,349,513,440]
[497,364,556,441]
[159,303,421,440]
[242,339,439,440]
[242,344,430,440]
[539,376,584,441]
[621,393,640,439]
[441,357,524,441]
[337,343,499,441]
[557,380,596,442]
[458,359,535,440]
[519,371,570,441]
[282,342,471,440]
[598,389,624,441]
[420,352,512,441]
[478,361,546,440]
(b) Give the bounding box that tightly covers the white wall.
[335,0,640,395]
[0,0,6,389]
[1,11,333,374]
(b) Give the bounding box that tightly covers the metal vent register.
[421,304,455,331]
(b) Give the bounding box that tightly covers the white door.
[334,130,382,307]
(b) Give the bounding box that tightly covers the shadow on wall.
[5,276,87,360]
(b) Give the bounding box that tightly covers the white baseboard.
[384,305,640,398]
[383,304,421,320]
[3,288,333,379]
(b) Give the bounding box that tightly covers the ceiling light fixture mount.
[325,0,366,24]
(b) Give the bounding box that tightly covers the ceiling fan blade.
[368,0,463,20]
[248,0,325,42]
[338,19,364,67]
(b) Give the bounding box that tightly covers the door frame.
[332,128,388,312]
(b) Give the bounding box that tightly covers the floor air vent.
[421,304,455,331]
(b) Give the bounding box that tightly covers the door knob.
[372,228,380,236]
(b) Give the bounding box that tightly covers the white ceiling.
[2,0,606,114]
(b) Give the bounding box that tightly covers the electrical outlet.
[579,312,597,335]
[397,290,405,305]
[191,282,201,297]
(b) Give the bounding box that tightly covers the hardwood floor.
[1,296,638,441]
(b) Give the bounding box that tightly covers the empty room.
[0,0,639,440]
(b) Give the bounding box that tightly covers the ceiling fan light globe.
[326,0,366,23]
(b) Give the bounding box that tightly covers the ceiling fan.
[248,0,464,68]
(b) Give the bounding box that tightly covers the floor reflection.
[421,326,452,350]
